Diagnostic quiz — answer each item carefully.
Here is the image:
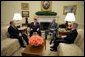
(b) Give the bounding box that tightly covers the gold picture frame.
[22,11,29,17]
[21,3,29,10]
[63,5,77,15]
[41,1,52,11]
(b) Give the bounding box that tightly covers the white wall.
[52,1,84,29]
[1,1,40,27]
[1,1,84,29]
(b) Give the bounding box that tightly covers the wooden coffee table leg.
[43,38,46,50]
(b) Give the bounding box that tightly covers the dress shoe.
[22,46,26,48]
[50,48,57,51]
[50,46,53,48]
[50,42,52,44]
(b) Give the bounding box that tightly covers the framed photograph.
[41,1,52,11]
[63,5,77,15]
[22,11,29,17]
[21,3,29,10]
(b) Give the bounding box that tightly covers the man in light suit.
[30,18,41,37]
[45,19,58,44]
[50,23,78,51]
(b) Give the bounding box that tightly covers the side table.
[18,26,28,36]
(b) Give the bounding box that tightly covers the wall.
[52,1,84,29]
[1,1,84,29]
[1,1,40,27]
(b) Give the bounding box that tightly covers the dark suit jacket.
[30,22,40,31]
[8,26,19,38]
[64,29,78,43]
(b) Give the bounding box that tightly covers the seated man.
[8,21,28,47]
[45,19,58,44]
[30,18,41,37]
[50,22,78,51]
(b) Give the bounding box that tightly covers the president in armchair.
[30,18,41,37]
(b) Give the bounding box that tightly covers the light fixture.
[65,13,75,22]
[13,13,22,27]
[13,13,22,20]
[65,13,76,30]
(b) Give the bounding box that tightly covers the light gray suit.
[45,22,58,44]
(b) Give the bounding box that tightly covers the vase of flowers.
[29,32,44,46]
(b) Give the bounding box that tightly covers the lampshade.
[13,13,22,20]
[65,13,75,22]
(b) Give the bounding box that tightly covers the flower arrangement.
[29,34,44,46]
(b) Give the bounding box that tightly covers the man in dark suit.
[30,18,41,37]
[50,22,78,51]
[8,21,28,47]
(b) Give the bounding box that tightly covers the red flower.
[29,35,44,46]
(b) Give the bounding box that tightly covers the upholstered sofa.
[57,29,84,56]
[1,26,21,56]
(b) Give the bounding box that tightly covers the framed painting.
[41,1,52,11]
[22,11,29,17]
[63,5,77,15]
[21,3,29,10]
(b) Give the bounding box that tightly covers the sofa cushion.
[1,26,9,40]
[74,29,84,52]
[1,38,20,56]
[58,43,84,56]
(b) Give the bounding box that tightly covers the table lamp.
[65,13,75,22]
[65,13,75,30]
[13,13,22,28]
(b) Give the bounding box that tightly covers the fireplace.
[37,16,56,30]
[40,22,50,30]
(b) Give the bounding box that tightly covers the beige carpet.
[12,32,58,56]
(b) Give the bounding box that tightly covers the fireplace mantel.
[37,16,56,22]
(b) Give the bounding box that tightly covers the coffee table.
[22,39,46,56]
